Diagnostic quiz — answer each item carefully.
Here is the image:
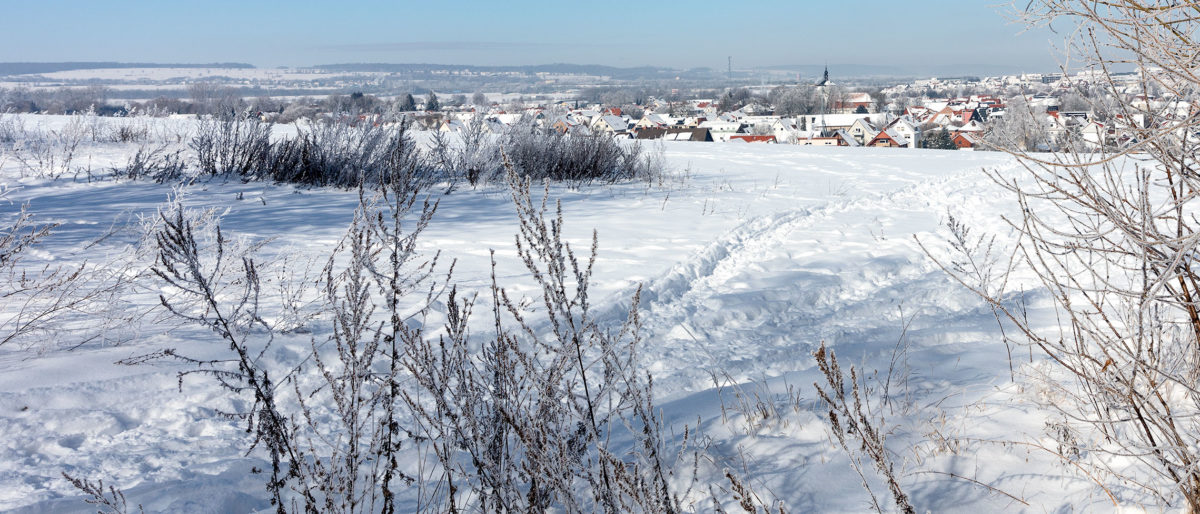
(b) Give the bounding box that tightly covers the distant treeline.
[0,62,254,76]
[313,62,694,80]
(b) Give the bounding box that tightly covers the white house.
[591,115,631,135]
[772,118,801,143]
[886,118,920,146]
[847,118,878,145]
[699,119,742,142]
[634,113,677,130]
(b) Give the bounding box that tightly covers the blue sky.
[3,1,1064,71]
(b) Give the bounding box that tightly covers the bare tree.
[929,1,1200,509]
[984,94,1048,152]
[769,86,816,117]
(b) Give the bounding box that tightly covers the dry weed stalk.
[1,195,143,351]
[400,157,692,512]
[813,342,915,514]
[61,472,144,514]
[137,151,692,512]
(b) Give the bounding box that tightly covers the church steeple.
[816,65,830,87]
[815,64,831,137]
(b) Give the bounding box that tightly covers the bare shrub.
[400,164,690,512]
[266,119,429,188]
[290,183,440,512]
[190,113,272,178]
[0,111,27,144]
[705,366,805,436]
[0,193,142,351]
[502,122,661,186]
[9,116,85,179]
[148,199,298,509]
[167,111,662,190]
[428,114,501,187]
[144,173,441,511]
[109,123,150,144]
[139,154,695,511]
[113,143,188,183]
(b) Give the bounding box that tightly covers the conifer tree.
[920,129,956,150]
[398,93,416,112]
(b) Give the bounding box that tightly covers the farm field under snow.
[0,117,1131,511]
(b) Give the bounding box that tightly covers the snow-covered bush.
[113,143,188,183]
[400,167,691,512]
[8,115,87,179]
[162,110,665,190]
[189,113,272,177]
[502,123,659,185]
[0,111,27,144]
[428,114,501,187]
[108,123,150,144]
[0,192,143,351]
[266,119,428,188]
[140,160,701,512]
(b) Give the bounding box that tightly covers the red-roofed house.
[952,132,982,149]
[729,134,777,143]
[867,128,910,148]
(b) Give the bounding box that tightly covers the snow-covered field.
[0,116,1139,511]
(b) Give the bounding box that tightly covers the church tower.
[816,65,830,87]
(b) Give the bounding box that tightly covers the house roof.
[954,132,983,147]
[846,92,873,103]
[552,115,581,127]
[805,113,888,129]
[634,127,713,142]
[869,127,909,146]
[955,120,984,132]
[729,134,777,143]
[596,115,629,131]
[849,118,877,132]
[834,129,861,147]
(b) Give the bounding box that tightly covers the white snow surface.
[0,116,1150,511]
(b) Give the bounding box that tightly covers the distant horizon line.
[0,60,1065,78]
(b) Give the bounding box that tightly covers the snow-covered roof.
[846,92,873,103]
[596,115,629,131]
[835,129,861,147]
[699,119,740,130]
[849,118,877,131]
[805,113,885,128]
[955,120,984,132]
[885,128,909,145]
